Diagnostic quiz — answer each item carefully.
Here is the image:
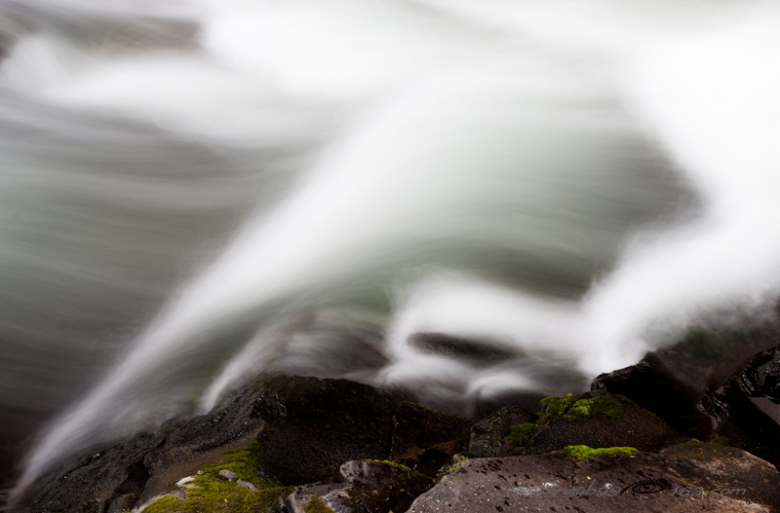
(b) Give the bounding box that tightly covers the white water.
[3,0,780,501]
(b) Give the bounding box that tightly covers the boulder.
[592,325,780,439]
[592,352,711,438]
[254,375,398,485]
[407,448,779,513]
[523,391,688,455]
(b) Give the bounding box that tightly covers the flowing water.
[2,0,780,502]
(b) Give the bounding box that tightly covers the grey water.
[2,0,780,502]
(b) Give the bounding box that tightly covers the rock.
[340,460,433,513]
[407,332,519,365]
[389,401,471,476]
[660,443,780,509]
[255,375,398,485]
[105,492,138,513]
[12,371,270,513]
[236,479,256,491]
[407,450,777,513]
[524,391,687,455]
[10,432,159,513]
[286,483,362,513]
[592,352,711,438]
[593,325,780,439]
[470,389,547,420]
[699,344,780,468]
[467,406,533,458]
[219,469,237,480]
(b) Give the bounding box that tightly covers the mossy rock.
[142,442,292,513]
[524,391,686,455]
[540,391,623,422]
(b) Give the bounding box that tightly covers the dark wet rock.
[407,332,519,364]
[593,325,780,440]
[699,345,780,468]
[11,433,160,513]
[389,401,471,476]
[592,352,711,438]
[287,483,362,513]
[255,375,398,485]
[524,391,688,455]
[466,406,533,458]
[12,373,270,513]
[340,459,433,513]
[407,449,778,513]
[740,344,780,401]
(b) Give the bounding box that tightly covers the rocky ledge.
[9,335,780,513]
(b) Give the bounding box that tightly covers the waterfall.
[2,0,779,501]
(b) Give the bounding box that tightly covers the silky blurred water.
[2,0,780,501]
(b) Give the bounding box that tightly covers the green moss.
[682,438,702,446]
[707,435,729,446]
[143,495,183,513]
[541,392,623,422]
[541,396,578,417]
[303,495,336,513]
[142,441,292,513]
[368,459,413,472]
[192,441,266,486]
[506,423,537,443]
[566,445,638,462]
